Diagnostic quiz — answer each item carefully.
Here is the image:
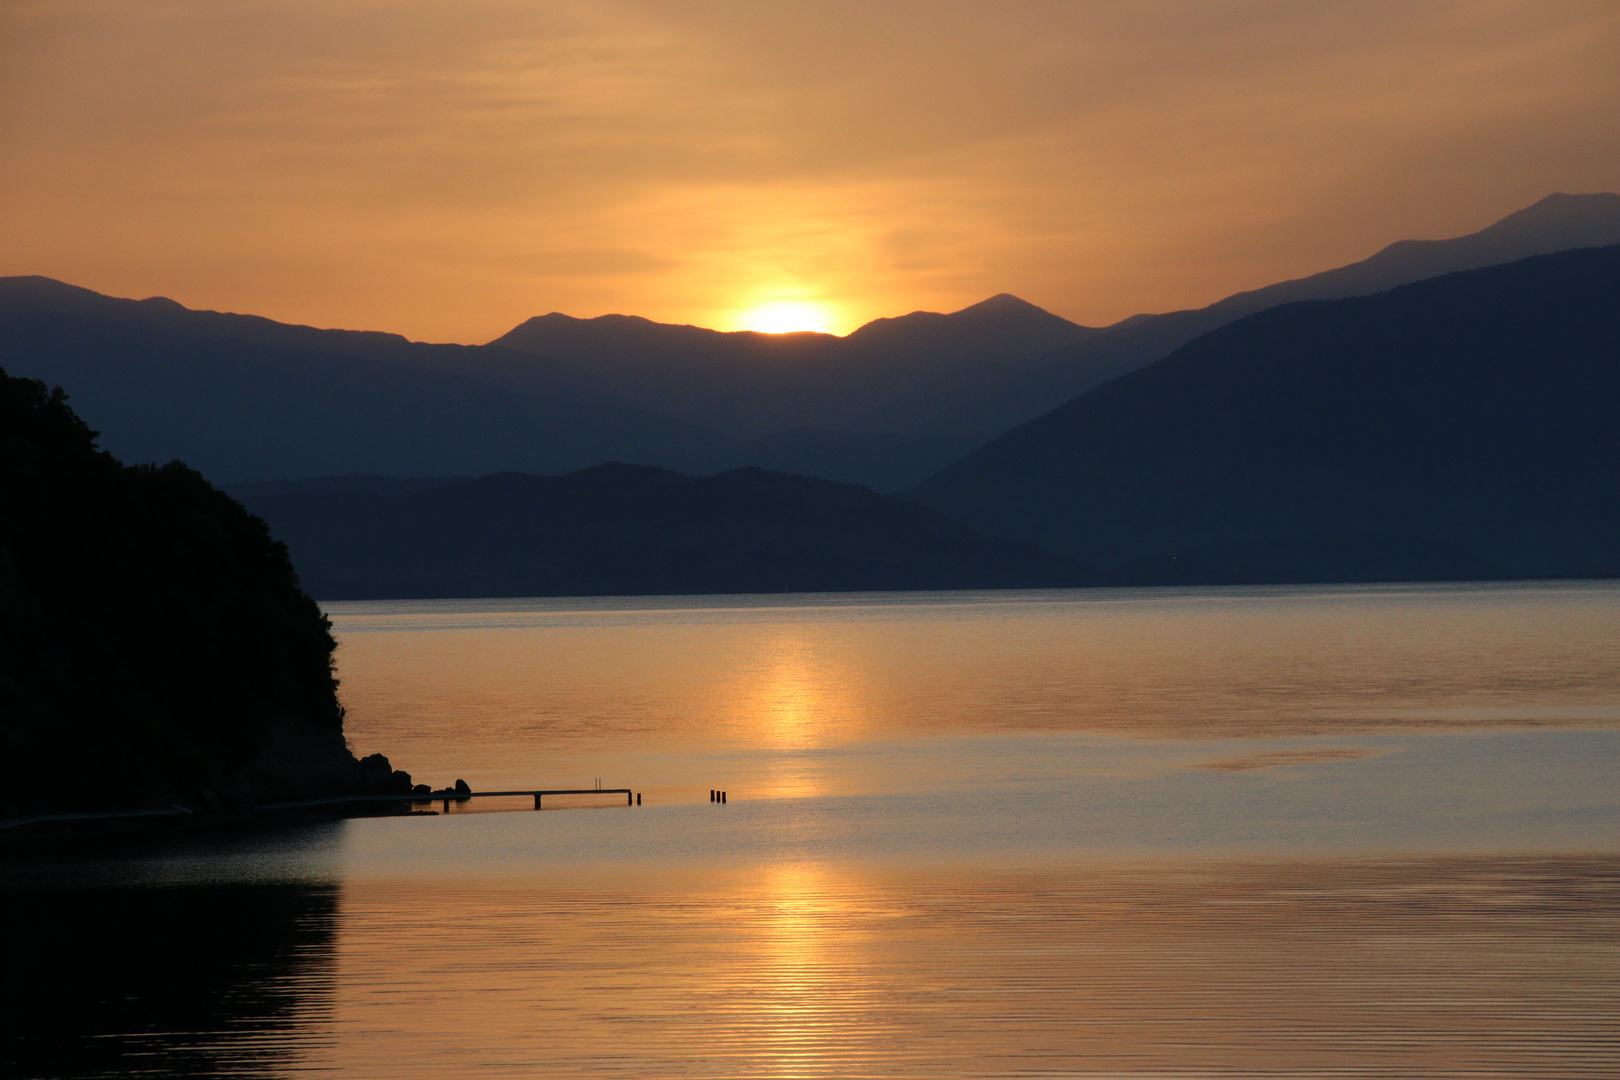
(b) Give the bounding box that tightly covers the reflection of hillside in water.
[2,883,337,1079]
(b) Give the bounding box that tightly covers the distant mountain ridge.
[911,244,1620,581]
[1221,192,1620,309]
[490,292,1091,439]
[228,463,1089,599]
[0,280,1083,489]
[482,192,1620,447]
[0,275,414,355]
[0,274,612,403]
[3,192,1617,493]
[492,192,1620,443]
[0,302,733,482]
[982,193,1620,429]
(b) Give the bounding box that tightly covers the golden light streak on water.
[298,856,1620,1078]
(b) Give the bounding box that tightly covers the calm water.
[8,583,1620,1077]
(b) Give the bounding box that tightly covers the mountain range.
[230,241,1620,595]
[5,193,1619,593]
[492,192,1620,450]
[4,193,1618,492]
[912,244,1620,581]
[225,466,1086,599]
[981,192,1620,428]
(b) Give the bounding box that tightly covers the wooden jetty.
[1,787,637,830]
[257,787,636,811]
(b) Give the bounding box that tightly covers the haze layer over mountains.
[4,193,1619,593]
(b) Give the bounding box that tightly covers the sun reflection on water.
[760,864,838,1077]
[756,639,828,751]
[299,856,1620,1077]
[705,632,872,800]
[747,863,904,1079]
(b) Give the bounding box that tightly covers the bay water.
[7,583,1620,1077]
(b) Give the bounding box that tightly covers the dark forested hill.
[0,369,411,815]
[229,464,1089,599]
[911,245,1620,582]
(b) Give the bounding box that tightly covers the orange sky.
[3,1,1618,341]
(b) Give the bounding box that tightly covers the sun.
[744,302,830,334]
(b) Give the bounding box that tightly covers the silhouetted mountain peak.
[497,310,839,348]
[1000,192,1620,437]
[847,293,1083,342]
[1462,191,1620,242]
[0,275,415,352]
[1353,192,1620,271]
[0,275,127,315]
[1203,192,1620,322]
[958,293,1056,318]
[504,295,1075,347]
[484,296,1091,441]
[519,311,665,330]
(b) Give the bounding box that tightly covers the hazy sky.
[3,1,1618,340]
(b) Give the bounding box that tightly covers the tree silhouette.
[1,367,402,813]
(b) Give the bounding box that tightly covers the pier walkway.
[259,787,636,811]
[1,787,637,830]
